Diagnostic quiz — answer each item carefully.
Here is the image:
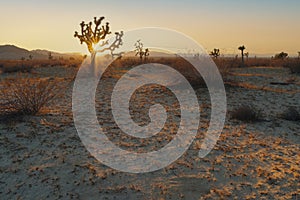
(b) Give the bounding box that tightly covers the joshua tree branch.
[74,16,117,54]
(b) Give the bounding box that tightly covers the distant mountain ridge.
[0,44,82,60]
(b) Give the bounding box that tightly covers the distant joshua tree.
[244,52,249,60]
[48,52,53,60]
[134,40,150,60]
[209,48,220,59]
[275,52,288,60]
[74,16,124,74]
[238,45,246,66]
[29,55,33,60]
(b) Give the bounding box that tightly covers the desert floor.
[0,64,299,200]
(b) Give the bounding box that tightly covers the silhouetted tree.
[144,49,150,60]
[244,52,249,60]
[74,16,124,74]
[298,51,300,59]
[134,40,150,60]
[238,45,246,66]
[275,52,288,60]
[29,55,33,60]
[209,48,220,59]
[48,52,53,60]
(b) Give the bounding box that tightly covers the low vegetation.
[0,76,67,115]
[283,59,300,74]
[231,105,262,122]
[212,57,300,76]
[280,107,300,121]
[0,59,82,74]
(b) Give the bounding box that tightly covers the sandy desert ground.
[0,60,299,199]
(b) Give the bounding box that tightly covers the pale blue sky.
[1,0,300,55]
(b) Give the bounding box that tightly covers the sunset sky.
[1,0,300,56]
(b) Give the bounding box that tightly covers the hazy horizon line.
[1,43,299,58]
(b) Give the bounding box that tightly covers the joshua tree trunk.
[238,45,246,67]
[241,49,244,64]
[91,51,96,76]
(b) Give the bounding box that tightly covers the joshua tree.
[29,55,33,60]
[48,52,53,60]
[298,51,300,59]
[134,40,150,60]
[238,45,246,66]
[244,52,249,60]
[209,48,220,59]
[74,16,124,74]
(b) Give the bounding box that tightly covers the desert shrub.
[283,59,300,74]
[0,60,33,73]
[210,61,230,82]
[280,107,300,121]
[213,58,240,69]
[2,64,33,73]
[275,52,288,60]
[270,58,286,67]
[214,57,299,69]
[231,105,262,122]
[0,76,66,115]
[245,58,271,67]
[0,59,83,73]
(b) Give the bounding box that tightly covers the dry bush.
[279,107,300,121]
[212,58,239,81]
[213,58,240,69]
[33,59,82,68]
[231,105,262,122]
[0,76,66,115]
[0,60,33,73]
[270,58,286,67]
[213,57,297,69]
[283,59,300,74]
[245,58,271,67]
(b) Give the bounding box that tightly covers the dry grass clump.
[214,57,272,69]
[246,58,271,67]
[0,61,33,73]
[283,59,300,74]
[213,58,240,69]
[231,105,262,122]
[0,76,66,115]
[213,57,300,69]
[279,107,300,121]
